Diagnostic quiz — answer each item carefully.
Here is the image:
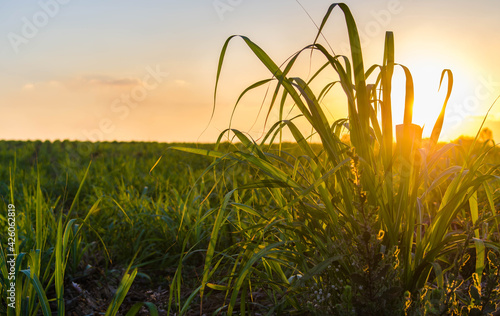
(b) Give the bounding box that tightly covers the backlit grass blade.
[469,190,479,238]
[473,238,486,285]
[110,198,133,224]
[227,242,287,314]
[465,95,500,159]
[35,170,44,252]
[263,51,304,128]
[305,44,360,135]
[399,64,415,126]
[65,197,106,261]
[291,77,341,163]
[104,267,138,316]
[314,5,375,176]
[65,161,92,223]
[231,129,269,161]
[236,152,302,190]
[381,31,394,172]
[169,146,224,159]
[229,78,274,130]
[55,216,65,316]
[200,189,236,301]
[216,36,314,123]
[9,163,15,206]
[483,181,499,238]
[430,69,453,148]
[149,155,162,173]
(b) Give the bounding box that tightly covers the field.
[2,3,500,316]
[0,137,499,315]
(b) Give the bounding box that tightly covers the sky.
[0,0,499,143]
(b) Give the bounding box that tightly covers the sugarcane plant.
[172,2,500,314]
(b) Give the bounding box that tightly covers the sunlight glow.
[390,61,469,139]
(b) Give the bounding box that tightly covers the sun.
[389,61,464,140]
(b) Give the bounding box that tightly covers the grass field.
[2,3,500,316]
[0,137,498,315]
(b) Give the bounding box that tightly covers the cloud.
[174,79,188,87]
[20,81,60,90]
[78,75,143,87]
[18,75,144,92]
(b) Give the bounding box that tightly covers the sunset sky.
[1,0,499,143]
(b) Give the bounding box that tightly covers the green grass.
[0,2,500,315]
[0,141,238,314]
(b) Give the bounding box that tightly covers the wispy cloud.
[174,79,188,87]
[80,75,143,87]
[19,75,145,91]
